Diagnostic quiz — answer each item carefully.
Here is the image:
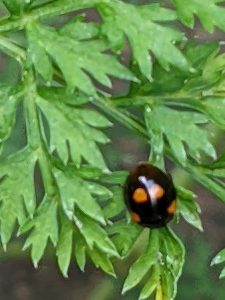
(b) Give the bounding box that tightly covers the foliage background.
[0,0,225,299]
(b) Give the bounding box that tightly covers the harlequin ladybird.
[124,162,176,228]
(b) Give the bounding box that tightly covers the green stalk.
[112,94,201,108]
[111,93,225,110]
[0,0,104,33]
[23,70,56,197]
[95,96,148,138]
[0,34,25,62]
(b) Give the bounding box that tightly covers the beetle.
[124,162,176,228]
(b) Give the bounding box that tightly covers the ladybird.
[124,162,176,228]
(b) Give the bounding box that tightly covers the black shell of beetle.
[124,162,176,228]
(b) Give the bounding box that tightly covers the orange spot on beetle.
[149,184,165,200]
[167,200,176,215]
[133,188,148,203]
[131,212,141,223]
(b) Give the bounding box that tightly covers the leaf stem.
[0,34,25,62]
[95,96,149,139]
[23,70,56,196]
[0,17,26,33]
[111,93,225,110]
[155,284,163,300]
[0,0,103,33]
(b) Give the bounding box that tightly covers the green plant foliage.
[56,212,73,277]
[122,228,185,300]
[0,0,225,299]
[19,195,58,267]
[171,0,225,32]
[2,0,23,15]
[0,86,20,143]
[176,186,203,231]
[145,105,216,164]
[0,149,37,246]
[37,93,110,168]
[27,22,135,95]
[211,248,225,279]
[100,2,189,79]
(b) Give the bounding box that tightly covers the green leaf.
[27,22,135,95]
[200,51,225,92]
[160,267,174,300]
[0,149,37,245]
[145,105,216,164]
[122,231,157,294]
[21,196,58,267]
[100,170,128,184]
[211,248,225,279]
[75,209,118,257]
[162,227,185,278]
[87,247,116,277]
[56,212,73,277]
[38,87,90,106]
[37,95,108,169]
[172,0,225,32]
[211,248,225,266]
[0,86,20,144]
[100,2,189,79]
[177,186,203,231]
[86,182,113,200]
[2,0,22,15]
[27,25,53,82]
[139,267,160,300]
[103,186,125,219]
[60,15,99,40]
[72,165,105,180]
[133,41,219,96]
[54,169,106,225]
[219,268,225,279]
[72,108,112,128]
[202,97,225,130]
[108,220,141,257]
[203,51,225,80]
[123,228,185,300]
[157,228,184,300]
[185,41,219,69]
[74,230,86,271]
